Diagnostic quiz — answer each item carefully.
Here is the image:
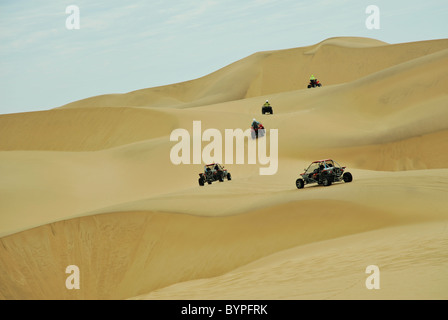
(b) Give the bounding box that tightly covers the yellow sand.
[1,37,447,300]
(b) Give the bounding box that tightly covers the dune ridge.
[54,37,448,109]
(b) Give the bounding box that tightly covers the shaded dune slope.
[1,192,446,300]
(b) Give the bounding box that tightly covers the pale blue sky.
[0,0,447,114]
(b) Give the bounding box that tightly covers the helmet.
[266,100,269,102]
[253,118,256,121]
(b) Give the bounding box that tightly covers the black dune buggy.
[199,163,232,186]
[295,159,353,189]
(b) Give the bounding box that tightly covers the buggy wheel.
[343,172,353,183]
[227,173,232,180]
[322,178,332,186]
[296,179,304,189]
[198,177,204,186]
[207,180,212,185]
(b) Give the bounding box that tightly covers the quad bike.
[199,163,231,186]
[307,79,322,88]
[295,159,352,189]
[262,104,273,114]
[251,122,265,139]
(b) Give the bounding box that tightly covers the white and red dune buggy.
[296,159,352,189]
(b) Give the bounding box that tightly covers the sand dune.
[1,168,447,299]
[132,220,448,300]
[1,37,448,300]
[0,107,178,151]
[55,37,448,109]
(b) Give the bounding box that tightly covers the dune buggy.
[295,159,352,189]
[199,163,232,186]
